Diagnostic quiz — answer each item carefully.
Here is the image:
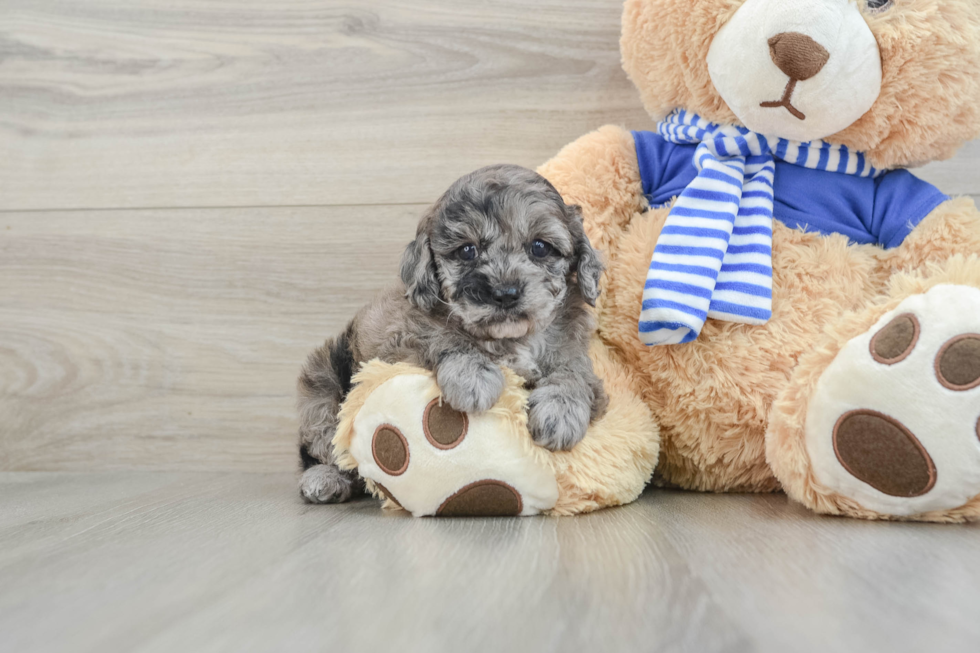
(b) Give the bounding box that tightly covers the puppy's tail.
[297,321,356,470]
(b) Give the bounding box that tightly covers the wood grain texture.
[0,206,423,471]
[0,0,647,211]
[1,0,975,213]
[1,472,978,653]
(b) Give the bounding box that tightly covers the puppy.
[297,164,608,504]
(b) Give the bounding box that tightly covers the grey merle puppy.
[297,164,608,504]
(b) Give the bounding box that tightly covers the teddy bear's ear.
[848,0,980,168]
[566,204,603,307]
[400,210,442,313]
[621,0,743,128]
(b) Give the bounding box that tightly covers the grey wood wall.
[2,0,978,471]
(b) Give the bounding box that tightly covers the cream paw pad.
[332,362,559,517]
[805,284,980,518]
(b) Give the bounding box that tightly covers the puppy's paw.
[527,384,592,451]
[300,464,362,504]
[436,356,505,413]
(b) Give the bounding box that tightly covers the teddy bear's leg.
[768,257,980,522]
[537,125,646,254]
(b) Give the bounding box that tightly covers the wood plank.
[2,472,979,653]
[0,473,748,653]
[0,206,423,471]
[0,0,648,211]
[649,491,980,653]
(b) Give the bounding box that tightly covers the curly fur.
[297,165,609,503]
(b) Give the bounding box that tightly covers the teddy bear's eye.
[866,0,893,12]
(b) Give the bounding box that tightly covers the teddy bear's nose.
[768,32,830,82]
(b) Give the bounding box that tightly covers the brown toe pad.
[437,480,523,517]
[870,314,920,365]
[833,410,936,498]
[423,399,468,449]
[372,425,409,476]
[935,334,980,391]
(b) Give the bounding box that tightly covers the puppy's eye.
[457,244,478,261]
[866,0,893,12]
[530,240,553,259]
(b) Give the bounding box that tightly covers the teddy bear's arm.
[878,197,980,274]
[537,125,646,253]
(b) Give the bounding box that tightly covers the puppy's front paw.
[527,384,591,451]
[436,356,505,413]
[300,464,362,504]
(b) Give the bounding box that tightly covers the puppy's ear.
[567,204,603,307]
[400,215,442,312]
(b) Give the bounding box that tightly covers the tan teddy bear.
[334,0,980,522]
[538,0,980,522]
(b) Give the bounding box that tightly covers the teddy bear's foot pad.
[347,373,559,517]
[437,480,524,517]
[833,410,936,498]
[806,285,980,517]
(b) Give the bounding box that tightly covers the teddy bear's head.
[622,0,980,168]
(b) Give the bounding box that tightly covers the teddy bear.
[333,0,980,522]
[535,0,980,522]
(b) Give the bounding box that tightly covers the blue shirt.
[633,131,948,249]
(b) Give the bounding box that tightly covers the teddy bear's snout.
[706,0,882,142]
[767,32,830,83]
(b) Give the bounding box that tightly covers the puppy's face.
[401,165,602,340]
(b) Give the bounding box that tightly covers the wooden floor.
[3,2,980,652]
[2,472,979,653]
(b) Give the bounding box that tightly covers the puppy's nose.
[768,32,830,81]
[491,285,522,309]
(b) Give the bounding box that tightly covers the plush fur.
[537,0,980,521]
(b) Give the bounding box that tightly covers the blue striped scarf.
[639,110,882,346]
